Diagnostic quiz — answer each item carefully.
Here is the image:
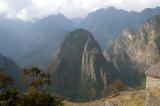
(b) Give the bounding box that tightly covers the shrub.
[0,88,21,106]
[111,79,127,93]
[0,67,64,106]
[20,87,63,106]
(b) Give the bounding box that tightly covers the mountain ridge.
[104,14,160,86]
[79,7,160,47]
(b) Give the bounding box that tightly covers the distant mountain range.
[79,7,160,47]
[0,18,31,60]
[18,14,75,69]
[0,7,160,69]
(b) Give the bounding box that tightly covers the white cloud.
[16,8,31,21]
[108,0,160,11]
[0,0,160,21]
[0,0,9,12]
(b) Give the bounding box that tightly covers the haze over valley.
[1,0,160,106]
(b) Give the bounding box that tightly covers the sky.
[0,0,160,21]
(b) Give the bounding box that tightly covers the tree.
[111,79,126,93]
[0,67,63,106]
[0,88,21,106]
[21,67,63,106]
[22,67,51,89]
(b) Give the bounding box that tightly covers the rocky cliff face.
[104,15,160,86]
[79,7,160,47]
[48,29,115,100]
[132,15,160,69]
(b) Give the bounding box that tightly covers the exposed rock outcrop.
[48,29,115,100]
[104,15,160,86]
[79,7,160,47]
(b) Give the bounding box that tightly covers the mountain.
[79,7,160,47]
[3,7,160,69]
[18,14,75,69]
[0,18,31,60]
[104,14,160,87]
[0,54,21,88]
[48,29,115,100]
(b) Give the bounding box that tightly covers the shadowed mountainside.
[48,29,116,100]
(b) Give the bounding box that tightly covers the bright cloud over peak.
[0,0,160,21]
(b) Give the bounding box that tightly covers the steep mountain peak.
[142,7,160,14]
[94,6,125,14]
[18,14,75,69]
[64,29,94,42]
[107,6,117,10]
[48,29,114,100]
[137,14,160,46]
[39,13,68,22]
[104,14,160,87]
[143,14,160,29]
[80,7,160,47]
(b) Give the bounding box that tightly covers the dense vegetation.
[0,68,64,106]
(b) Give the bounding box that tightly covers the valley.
[0,5,160,106]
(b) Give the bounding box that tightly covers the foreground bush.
[0,67,64,106]
[21,87,64,106]
[0,88,63,106]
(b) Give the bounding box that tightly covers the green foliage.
[0,88,64,106]
[111,79,127,93]
[0,88,19,100]
[22,67,51,89]
[0,88,21,106]
[0,67,64,106]
[20,87,64,106]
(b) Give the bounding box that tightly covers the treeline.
[0,67,63,106]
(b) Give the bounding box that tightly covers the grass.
[64,90,147,106]
[107,90,146,106]
[64,89,160,106]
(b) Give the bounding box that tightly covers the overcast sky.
[0,0,160,21]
